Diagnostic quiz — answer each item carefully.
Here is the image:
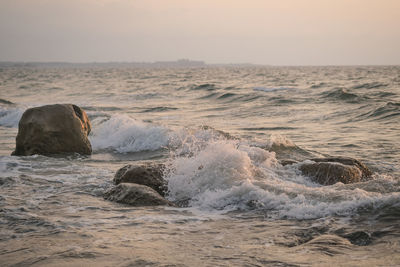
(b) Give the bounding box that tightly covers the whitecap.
[0,105,25,128]
[164,139,400,219]
[89,114,170,153]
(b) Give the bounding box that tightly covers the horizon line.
[0,60,399,67]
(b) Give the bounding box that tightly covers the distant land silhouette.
[0,59,259,68]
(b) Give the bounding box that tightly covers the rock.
[0,98,14,105]
[104,183,174,206]
[309,157,372,178]
[114,164,166,196]
[279,159,299,166]
[299,157,372,185]
[12,104,92,156]
[343,231,372,246]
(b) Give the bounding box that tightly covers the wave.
[241,127,297,131]
[0,105,25,128]
[320,88,361,102]
[254,87,295,93]
[370,91,397,98]
[217,93,236,99]
[354,102,400,122]
[190,83,217,91]
[267,96,297,105]
[198,92,261,104]
[89,114,170,153]
[140,106,178,113]
[198,92,220,100]
[164,139,400,219]
[352,82,387,90]
[89,115,232,154]
[368,102,400,120]
[310,82,328,89]
[254,134,316,161]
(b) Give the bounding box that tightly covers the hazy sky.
[0,0,399,65]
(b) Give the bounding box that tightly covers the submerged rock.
[299,157,372,185]
[343,231,372,246]
[104,183,174,206]
[114,164,166,196]
[12,104,92,156]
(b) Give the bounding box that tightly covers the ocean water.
[0,65,399,266]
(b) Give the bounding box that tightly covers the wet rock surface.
[309,157,372,178]
[299,157,372,185]
[12,104,92,156]
[114,164,166,196]
[342,231,372,246]
[104,183,174,206]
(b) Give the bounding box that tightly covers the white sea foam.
[266,134,296,148]
[249,134,297,151]
[0,106,25,127]
[164,139,400,219]
[89,114,170,153]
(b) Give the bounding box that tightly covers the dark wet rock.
[104,183,174,206]
[309,157,372,178]
[0,98,14,105]
[343,231,372,246]
[300,162,362,185]
[299,157,372,185]
[12,104,92,156]
[279,159,298,166]
[114,164,166,196]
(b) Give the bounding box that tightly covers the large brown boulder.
[114,164,166,196]
[104,183,174,206]
[12,104,92,156]
[299,157,372,185]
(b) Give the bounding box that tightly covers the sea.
[0,64,399,266]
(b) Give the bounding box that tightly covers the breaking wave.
[89,114,233,154]
[0,105,25,128]
[164,139,400,219]
[89,114,170,153]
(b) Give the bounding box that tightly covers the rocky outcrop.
[299,157,372,185]
[104,183,174,206]
[12,104,92,156]
[309,157,372,177]
[114,164,166,196]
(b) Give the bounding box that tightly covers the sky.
[0,0,399,65]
